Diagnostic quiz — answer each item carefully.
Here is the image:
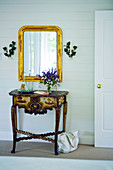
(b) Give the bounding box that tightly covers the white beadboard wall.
[0,0,113,145]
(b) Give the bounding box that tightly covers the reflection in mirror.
[24,31,57,76]
[18,26,62,82]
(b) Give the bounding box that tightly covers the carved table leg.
[11,106,17,153]
[55,108,61,155]
[63,102,67,132]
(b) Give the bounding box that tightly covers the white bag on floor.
[58,131,79,153]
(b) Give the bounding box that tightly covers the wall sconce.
[3,41,16,57]
[64,41,77,58]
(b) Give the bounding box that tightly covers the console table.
[9,89,69,155]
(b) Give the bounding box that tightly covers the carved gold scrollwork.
[43,97,55,105]
[14,96,30,107]
[15,96,58,114]
[58,96,65,106]
[40,97,57,108]
[27,97,43,114]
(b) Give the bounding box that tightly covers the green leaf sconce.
[64,41,77,58]
[3,41,16,57]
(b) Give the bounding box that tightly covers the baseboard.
[79,135,94,145]
[0,132,12,141]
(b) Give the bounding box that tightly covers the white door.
[95,11,113,148]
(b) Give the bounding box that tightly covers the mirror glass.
[24,31,57,76]
[18,26,62,82]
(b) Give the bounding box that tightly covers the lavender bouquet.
[36,69,60,93]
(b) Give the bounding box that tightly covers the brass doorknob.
[97,84,101,88]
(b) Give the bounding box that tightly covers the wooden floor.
[0,140,113,160]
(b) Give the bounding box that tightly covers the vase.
[47,86,51,94]
[25,81,33,91]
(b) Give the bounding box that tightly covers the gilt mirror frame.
[18,25,62,82]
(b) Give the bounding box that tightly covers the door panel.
[95,11,113,148]
[103,21,113,79]
[103,93,113,130]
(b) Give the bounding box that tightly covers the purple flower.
[36,69,60,87]
[49,78,51,81]
[36,74,41,77]
[54,70,57,74]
